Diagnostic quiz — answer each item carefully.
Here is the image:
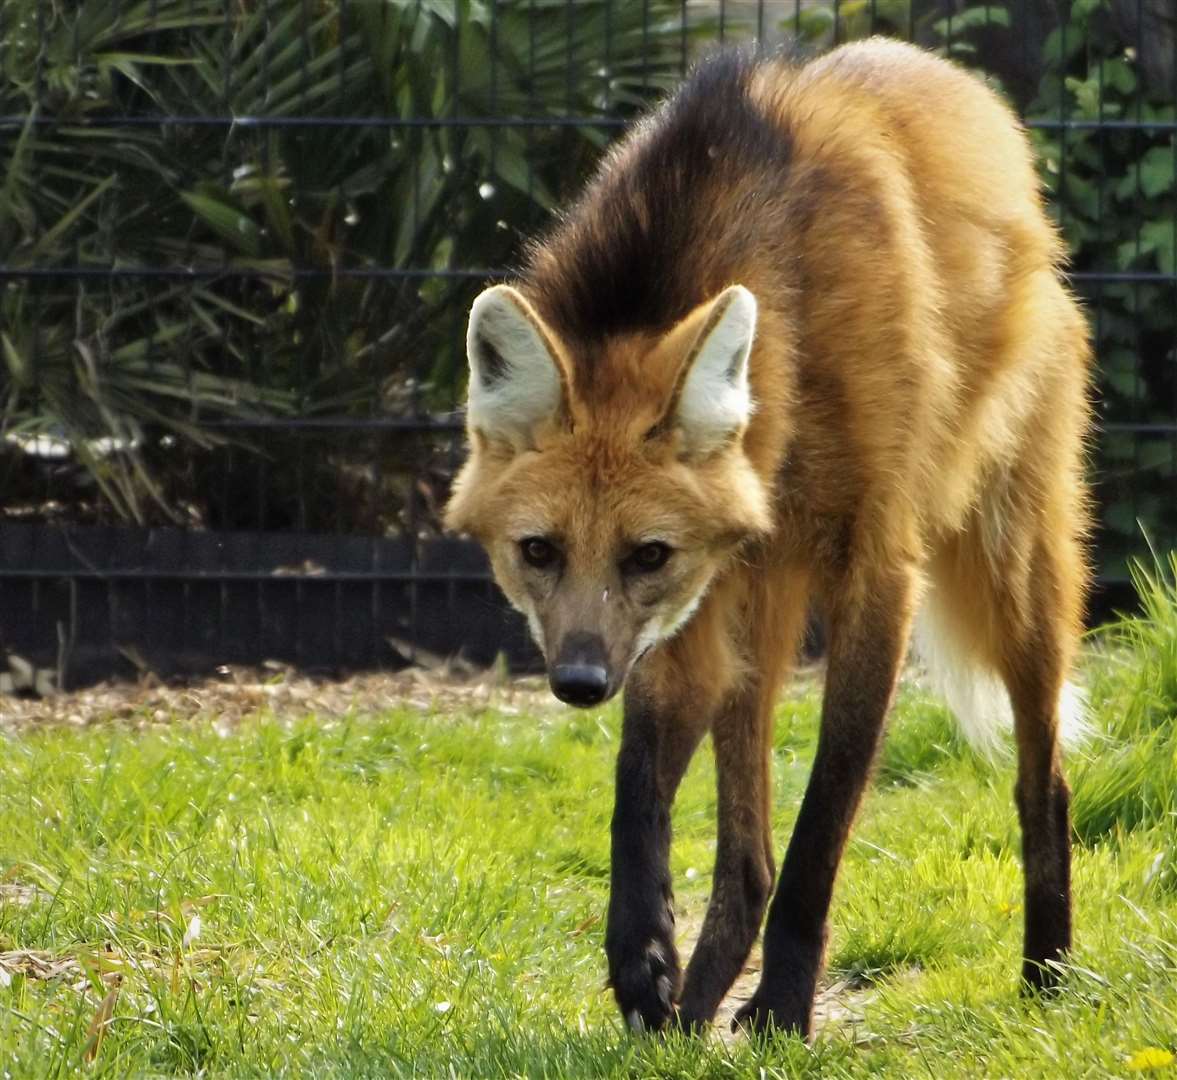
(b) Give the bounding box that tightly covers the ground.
[1,611,1176,1078]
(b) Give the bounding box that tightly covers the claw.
[655,973,673,1010]
[611,933,680,1033]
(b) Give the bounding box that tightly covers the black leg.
[734,565,915,1037]
[606,679,709,1032]
[1016,771,1072,990]
[676,678,775,1029]
[1005,643,1074,989]
[996,542,1077,993]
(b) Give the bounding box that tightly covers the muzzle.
[549,631,611,707]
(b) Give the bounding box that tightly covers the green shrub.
[3,0,1173,566]
[0,0,690,525]
[1025,0,1177,581]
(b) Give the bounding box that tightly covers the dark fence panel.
[0,522,535,688]
[0,0,1174,686]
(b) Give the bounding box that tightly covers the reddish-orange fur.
[447,39,1091,1036]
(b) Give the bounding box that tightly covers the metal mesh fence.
[0,0,1174,684]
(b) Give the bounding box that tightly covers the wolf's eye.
[520,537,559,569]
[624,542,671,574]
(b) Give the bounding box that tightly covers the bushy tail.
[911,596,1091,758]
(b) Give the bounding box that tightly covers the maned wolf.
[446,38,1091,1037]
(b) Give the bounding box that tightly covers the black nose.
[550,663,609,707]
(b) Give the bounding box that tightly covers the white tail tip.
[911,603,1092,758]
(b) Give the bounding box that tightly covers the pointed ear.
[465,285,567,448]
[672,285,757,456]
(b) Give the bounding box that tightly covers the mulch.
[0,662,561,732]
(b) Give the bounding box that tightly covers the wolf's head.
[445,284,773,707]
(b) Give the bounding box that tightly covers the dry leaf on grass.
[0,942,223,991]
[82,980,121,1063]
[0,949,84,982]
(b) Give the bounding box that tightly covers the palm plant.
[0,0,695,526]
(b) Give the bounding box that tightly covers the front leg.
[676,563,811,1030]
[606,679,709,1032]
[734,561,916,1038]
[674,679,775,1031]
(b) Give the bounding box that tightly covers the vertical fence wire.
[1132,0,1144,552]
[1172,10,1177,501]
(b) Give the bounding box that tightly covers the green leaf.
[0,108,37,242]
[933,5,1011,37]
[1103,433,1139,461]
[1065,76,1102,119]
[1,332,27,384]
[468,130,556,209]
[1139,146,1176,200]
[1104,369,1143,400]
[246,176,297,253]
[1116,230,1158,270]
[1100,58,1137,96]
[1062,173,1101,221]
[180,191,263,257]
[1141,220,1177,274]
[1041,25,1086,68]
[29,174,117,259]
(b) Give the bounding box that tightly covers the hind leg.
[999,530,1085,990]
[933,499,1086,991]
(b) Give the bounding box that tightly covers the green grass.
[2,562,1177,1076]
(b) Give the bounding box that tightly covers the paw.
[611,938,681,1033]
[670,1008,712,1037]
[731,986,812,1039]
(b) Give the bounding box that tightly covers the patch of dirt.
[676,909,911,1044]
[0,662,561,732]
[0,650,829,733]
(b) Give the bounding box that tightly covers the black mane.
[522,48,795,347]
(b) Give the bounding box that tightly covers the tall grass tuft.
[1071,548,1177,844]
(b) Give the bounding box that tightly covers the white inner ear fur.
[466,285,563,445]
[677,285,757,454]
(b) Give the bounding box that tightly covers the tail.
[911,596,1092,758]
